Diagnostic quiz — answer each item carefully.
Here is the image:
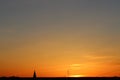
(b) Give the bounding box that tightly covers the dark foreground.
[0,77,120,80]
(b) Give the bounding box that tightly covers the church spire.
[33,70,37,80]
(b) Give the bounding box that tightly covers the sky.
[0,0,120,77]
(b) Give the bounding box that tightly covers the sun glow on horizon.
[69,75,85,77]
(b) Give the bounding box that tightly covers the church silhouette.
[33,70,37,80]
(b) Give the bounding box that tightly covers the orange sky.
[0,0,120,77]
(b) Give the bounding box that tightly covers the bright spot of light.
[69,75,85,77]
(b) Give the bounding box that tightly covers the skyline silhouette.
[0,70,120,80]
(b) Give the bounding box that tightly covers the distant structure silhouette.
[33,70,37,80]
[67,69,70,77]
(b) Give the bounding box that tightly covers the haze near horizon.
[0,0,120,77]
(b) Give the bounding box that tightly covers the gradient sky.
[0,0,120,77]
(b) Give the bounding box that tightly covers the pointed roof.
[33,70,36,79]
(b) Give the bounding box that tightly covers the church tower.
[33,70,37,80]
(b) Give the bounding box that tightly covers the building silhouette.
[33,70,37,80]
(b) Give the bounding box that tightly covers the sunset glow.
[69,75,85,77]
[0,0,120,77]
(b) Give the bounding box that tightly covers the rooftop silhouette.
[33,70,37,80]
